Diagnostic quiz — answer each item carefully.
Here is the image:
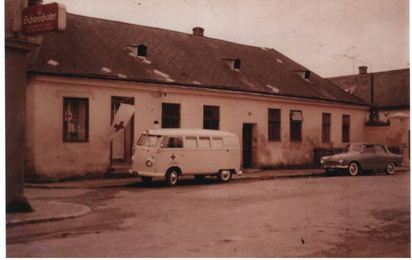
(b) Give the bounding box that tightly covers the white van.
[132,129,242,186]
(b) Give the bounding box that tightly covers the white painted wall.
[25,75,369,180]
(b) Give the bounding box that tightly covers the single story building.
[328,67,410,166]
[26,13,369,181]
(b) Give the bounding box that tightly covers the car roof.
[145,128,237,137]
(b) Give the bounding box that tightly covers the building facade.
[25,13,369,181]
[328,67,410,166]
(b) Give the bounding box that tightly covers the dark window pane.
[290,110,302,142]
[162,103,180,128]
[322,113,331,142]
[269,109,281,141]
[342,115,350,142]
[204,105,219,130]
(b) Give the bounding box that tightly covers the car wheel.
[141,176,153,184]
[165,169,179,187]
[348,162,359,176]
[194,175,206,181]
[386,162,396,175]
[217,169,232,183]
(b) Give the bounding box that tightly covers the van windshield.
[137,134,162,147]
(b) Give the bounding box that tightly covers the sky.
[37,0,412,78]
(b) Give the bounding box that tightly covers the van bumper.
[236,170,243,176]
[137,171,165,178]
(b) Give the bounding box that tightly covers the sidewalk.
[7,167,409,227]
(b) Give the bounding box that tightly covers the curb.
[6,200,92,227]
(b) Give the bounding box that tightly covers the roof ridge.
[327,68,410,79]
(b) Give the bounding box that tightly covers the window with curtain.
[290,110,303,142]
[63,97,89,142]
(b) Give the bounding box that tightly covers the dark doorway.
[110,96,135,166]
[242,124,254,168]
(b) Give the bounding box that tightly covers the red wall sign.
[21,3,66,36]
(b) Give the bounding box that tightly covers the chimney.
[358,66,368,75]
[192,27,204,37]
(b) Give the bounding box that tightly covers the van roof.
[145,128,238,137]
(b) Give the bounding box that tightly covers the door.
[111,96,134,165]
[361,144,375,169]
[242,124,253,168]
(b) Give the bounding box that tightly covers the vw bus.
[132,129,242,186]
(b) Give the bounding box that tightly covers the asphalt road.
[6,172,410,257]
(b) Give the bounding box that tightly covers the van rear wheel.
[165,169,179,187]
[217,169,232,183]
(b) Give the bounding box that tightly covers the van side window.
[185,137,197,148]
[212,137,223,148]
[165,137,183,148]
[198,137,211,148]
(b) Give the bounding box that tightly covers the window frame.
[322,113,331,143]
[162,103,181,129]
[203,105,220,130]
[63,97,89,143]
[268,108,281,141]
[290,110,303,142]
[342,114,350,143]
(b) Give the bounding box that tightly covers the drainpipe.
[371,73,374,105]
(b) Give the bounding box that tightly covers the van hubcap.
[221,170,230,180]
[170,172,178,183]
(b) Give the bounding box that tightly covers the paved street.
[6,172,410,257]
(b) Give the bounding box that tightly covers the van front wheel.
[165,169,179,187]
[217,169,232,183]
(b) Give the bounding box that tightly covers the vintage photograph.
[4,0,410,257]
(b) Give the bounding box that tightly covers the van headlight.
[320,158,325,164]
[146,160,153,167]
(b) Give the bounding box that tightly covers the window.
[290,110,303,142]
[137,134,162,147]
[204,106,220,130]
[185,136,197,148]
[212,137,224,148]
[63,98,89,142]
[342,115,350,143]
[364,145,375,154]
[163,137,183,148]
[234,59,241,69]
[137,44,147,57]
[322,113,331,143]
[162,103,180,128]
[268,109,281,141]
[375,145,387,154]
[198,137,211,148]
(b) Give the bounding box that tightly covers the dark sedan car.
[320,143,403,176]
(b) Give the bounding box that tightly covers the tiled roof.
[328,69,410,108]
[29,13,366,105]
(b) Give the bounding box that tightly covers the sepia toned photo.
[4,0,410,257]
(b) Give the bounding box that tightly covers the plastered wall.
[25,76,369,180]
